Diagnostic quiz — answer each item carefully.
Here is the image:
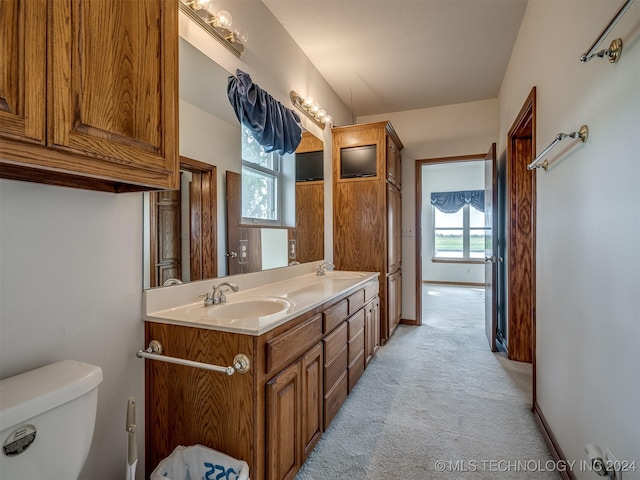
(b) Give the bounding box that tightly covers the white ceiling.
[262,0,529,117]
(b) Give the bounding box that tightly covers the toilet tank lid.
[0,360,103,431]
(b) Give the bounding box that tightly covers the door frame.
[415,154,487,325]
[148,156,217,286]
[506,87,537,404]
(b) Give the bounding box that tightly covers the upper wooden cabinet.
[0,0,179,192]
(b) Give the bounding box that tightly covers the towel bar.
[136,340,251,375]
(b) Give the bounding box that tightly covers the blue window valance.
[227,69,302,155]
[430,190,485,213]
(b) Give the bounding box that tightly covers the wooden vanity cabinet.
[145,278,380,480]
[266,342,323,480]
[0,0,179,192]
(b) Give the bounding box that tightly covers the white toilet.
[0,360,103,479]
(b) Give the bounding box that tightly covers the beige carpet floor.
[294,284,560,479]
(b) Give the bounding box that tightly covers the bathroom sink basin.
[208,297,295,321]
[320,271,368,281]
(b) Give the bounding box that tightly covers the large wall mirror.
[143,37,324,289]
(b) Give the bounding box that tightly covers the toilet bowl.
[0,360,103,479]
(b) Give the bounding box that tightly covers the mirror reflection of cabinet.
[292,133,325,264]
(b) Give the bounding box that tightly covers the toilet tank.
[0,360,103,480]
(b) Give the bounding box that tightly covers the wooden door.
[225,171,262,275]
[507,88,536,364]
[302,343,323,459]
[180,156,218,281]
[149,190,181,287]
[48,0,178,188]
[484,143,498,352]
[0,0,46,144]
[267,360,302,480]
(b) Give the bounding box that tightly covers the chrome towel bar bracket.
[136,340,251,375]
[580,0,634,63]
[527,125,589,171]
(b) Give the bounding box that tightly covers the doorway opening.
[415,155,488,329]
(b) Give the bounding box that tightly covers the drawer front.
[348,350,365,394]
[364,282,379,302]
[324,345,348,391]
[348,328,365,365]
[324,299,348,333]
[266,313,323,374]
[324,371,348,430]
[323,321,347,364]
[347,289,365,315]
[347,309,365,339]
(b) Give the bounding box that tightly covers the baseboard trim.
[422,280,485,287]
[400,318,419,326]
[533,403,576,480]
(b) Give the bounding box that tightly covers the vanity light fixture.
[290,91,333,130]
[179,0,247,58]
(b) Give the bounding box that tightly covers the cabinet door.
[387,184,402,272]
[387,270,402,338]
[302,343,323,459]
[386,136,401,188]
[0,0,46,143]
[267,360,302,480]
[365,296,381,365]
[48,0,178,188]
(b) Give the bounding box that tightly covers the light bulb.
[192,0,213,10]
[216,10,233,29]
[310,104,320,113]
[303,97,314,107]
[317,109,326,118]
[233,29,248,44]
[322,115,332,124]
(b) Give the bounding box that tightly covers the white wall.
[498,1,639,476]
[0,3,349,479]
[359,99,498,320]
[421,161,485,284]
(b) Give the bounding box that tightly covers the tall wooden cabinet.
[292,132,324,263]
[0,0,179,192]
[332,121,403,344]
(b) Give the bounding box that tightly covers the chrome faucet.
[202,282,239,306]
[316,261,335,276]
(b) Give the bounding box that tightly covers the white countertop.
[143,270,379,336]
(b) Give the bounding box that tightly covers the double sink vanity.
[142,262,381,480]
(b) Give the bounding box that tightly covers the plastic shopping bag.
[150,444,250,480]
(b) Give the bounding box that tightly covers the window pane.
[242,126,275,169]
[242,166,277,220]
[470,230,486,258]
[470,206,485,228]
[434,208,463,228]
[435,229,463,257]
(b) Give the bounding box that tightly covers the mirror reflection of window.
[241,126,281,222]
[240,125,295,227]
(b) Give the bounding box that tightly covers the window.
[434,204,487,259]
[241,125,282,224]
